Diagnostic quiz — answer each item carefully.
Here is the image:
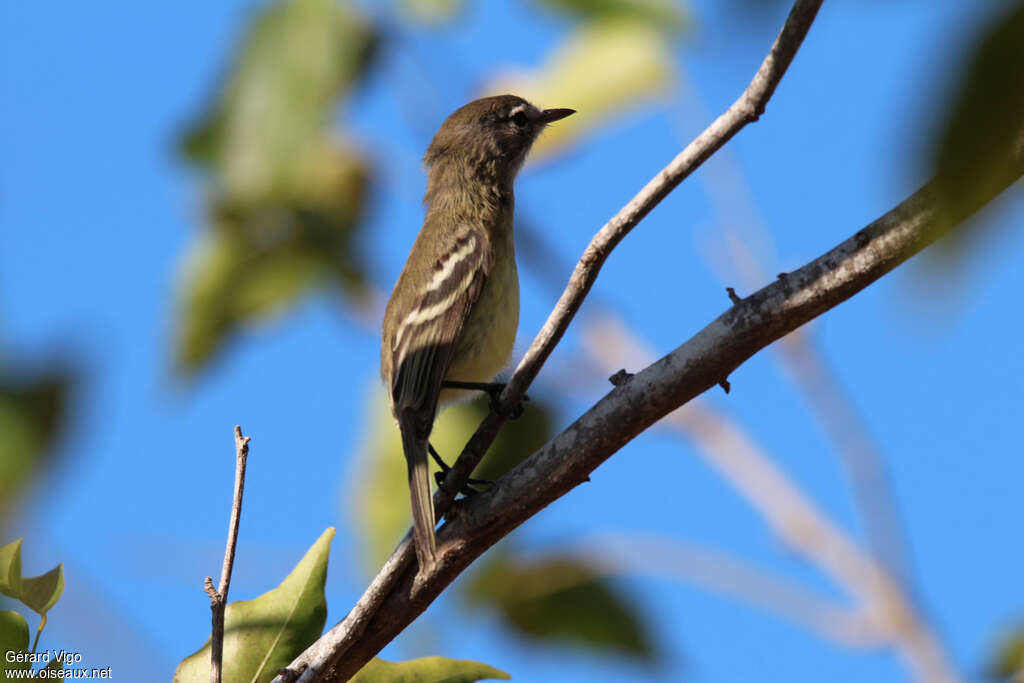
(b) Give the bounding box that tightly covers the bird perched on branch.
[381,95,575,572]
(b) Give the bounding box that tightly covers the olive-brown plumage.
[381,95,574,572]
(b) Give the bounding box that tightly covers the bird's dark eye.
[511,111,529,128]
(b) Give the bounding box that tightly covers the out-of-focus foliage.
[350,655,510,682]
[928,2,1024,249]
[176,0,376,373]
[352,391,554,570]
[536,0,687,30]
[989,624,1024,681]
[487,18,676,161]
[174,528,334,683]
[0,367,71,525]
[0,611,64,677]
[400,0,464,25]
[464,546,656,660]
[0,539,65,665]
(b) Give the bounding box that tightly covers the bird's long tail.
[401,427,437,571]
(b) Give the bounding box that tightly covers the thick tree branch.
[293,154,1021,680]
[275,0,1024,678]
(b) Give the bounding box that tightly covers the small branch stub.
[608,369,634,386]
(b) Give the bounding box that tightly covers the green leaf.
[485,19,675,161]
[536,0,687,32]
[175,0,376,374]
[0,369,72,523]
[0,539,23,599]
[173,527,335,683]
[351,656,509,683]
[0,610,30,673]
[175,145,370,374]
[181,0,375,196]
[20,564,64,616]
[989,623,1024,681]
[929,3,1024,247]
[464,550,655,659]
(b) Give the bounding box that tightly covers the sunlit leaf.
[19,564,64,617]
[464,549,655,659]
[0,539,23,599]
[536,0,687,31]
[351,656,510,682]
[928,3,1024,249]
[486,19,675,160]
[173,528,334,683]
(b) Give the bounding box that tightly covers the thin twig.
[204,425,251,683]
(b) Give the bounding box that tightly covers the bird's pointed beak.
[538,108,576,124]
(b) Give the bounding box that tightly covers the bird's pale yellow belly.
[440,234,519,406]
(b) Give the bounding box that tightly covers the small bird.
[381,95,574,572]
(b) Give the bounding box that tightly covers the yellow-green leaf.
[351,656,510,683]
[0,539,23,599]
[19,564,64,616]
[173,528,335,683]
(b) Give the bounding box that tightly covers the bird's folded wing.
[390,224,492,434]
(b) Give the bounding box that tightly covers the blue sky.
[2,1,1022,681]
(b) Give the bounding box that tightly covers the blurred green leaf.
[181,0,375,193]
[19,564,64,617]
[173,527,334,683]
[0,611,30,673]
[353,389,556,570]
[0,369,71,522]
[929,3,1024,246]
[989,623,1024,681]
[536,0,687,31]
[351,656,510,682]
[464,549,656,659]
[486,19,675,160]
[175,141,370,373]
[177,0,375,373]
[399,0,464,24]
[0,539,23,599]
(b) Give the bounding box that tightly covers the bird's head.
[424,95,575,182]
